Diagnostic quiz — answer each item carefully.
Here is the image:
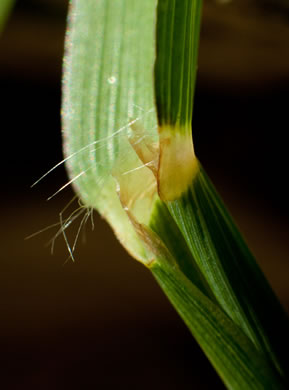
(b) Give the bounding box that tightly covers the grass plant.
[0,1,287,388]
[44,0,289,388]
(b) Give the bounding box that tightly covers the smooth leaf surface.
[167,165,289,379]
[149,199,216,301]
[154,0,201,202]
[151,259,284,390]
[153,0,288,381]
[155,0,202,127]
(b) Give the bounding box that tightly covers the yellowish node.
[158,126,199,202]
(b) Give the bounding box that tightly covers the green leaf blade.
[149,199,217,302]
[62,1,288,388]
[154,0,202,127]
[151,260,285,390]
[62,0,158,206]
[0,0,14,34]
[62,0,158,262]
[167,165,289,380]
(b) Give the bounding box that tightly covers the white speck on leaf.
[107,76,117,84]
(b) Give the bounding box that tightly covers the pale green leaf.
[62,0,158,262]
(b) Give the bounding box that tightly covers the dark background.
[0,1,288,388]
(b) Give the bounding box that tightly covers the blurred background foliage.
[0,0,288,389]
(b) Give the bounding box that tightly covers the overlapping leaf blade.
[167,166,289,378]
[151,259,284,390]
[153,0,288,384]
[62,1,288,388]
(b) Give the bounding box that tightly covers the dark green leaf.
[151,259,285,390]
[167,165,289,380]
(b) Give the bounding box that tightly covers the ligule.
[157,125,199,201]
[154,0,202,202]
